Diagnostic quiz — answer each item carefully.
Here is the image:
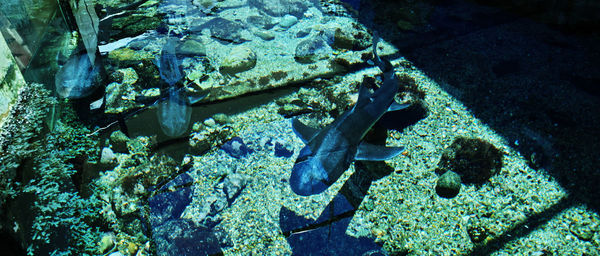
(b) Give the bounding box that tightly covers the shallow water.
[1,0,600,256]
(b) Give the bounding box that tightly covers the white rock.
[279,15,298,28]
[100,147,116,164]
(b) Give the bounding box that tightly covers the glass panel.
[1,0,599,255]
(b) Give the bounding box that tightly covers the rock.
[100,147,116,164]
[176,39,206,57]
[274,141,294,158]
[221,137,252,158]
[203,118,216,127]
[98,233,115,254]
[189,121,234,155]
[148,176,193,227]
[246,15,276,29]
[570,220,595,241]
[219,46,257,75]
[108,252,125,256]
[223,173,246,201]
[333,26,371,50]
[296,28,311,38]
[212,113,231,125]
[193,0,216,9]
[141,88,160,97]
[109,130,130,153]
[294,38,331,64]
[279,15,298,28]
[112,14,162,39]
[107,48,152,66]
[436,137,503,184]
[253,30,276,41]
[195,18,246,44]
[152,219,222,255]
[248,0,318,18]
[315,18,371,51]
[435,170,461,198]
[104,68,142,114]
[127,38,151,50]
[126,135,157,156]
[467,223,488,243]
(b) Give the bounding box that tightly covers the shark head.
[289,147,330,196]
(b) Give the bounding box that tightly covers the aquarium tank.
[1,0,600,255]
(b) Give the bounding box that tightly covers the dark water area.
[352,0,600,253]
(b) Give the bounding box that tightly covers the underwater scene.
[1,0,600,255]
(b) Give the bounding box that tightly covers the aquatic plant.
[0,83,54,215]
[1,83,104,255]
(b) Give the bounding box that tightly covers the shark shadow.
[280,160,409,256]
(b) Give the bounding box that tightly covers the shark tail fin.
[371,33,393,73]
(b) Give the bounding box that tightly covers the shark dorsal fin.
[292,118,320,143]
[355,142,405,161]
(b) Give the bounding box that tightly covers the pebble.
[176,38,206,57]
[195,18,245,44]
[294,37,331,64]
[221,137,253,159]
[279,15,298,28]
[248,0,315,18]
[203,118,216,127]
[100,147,116,164]
[253,30,276,41]
[220,45,257,75]
[109,130,130,153]
[435,170,461,198]
[223,173,247,200]
[247,15,276,30]
[98,233,115,253]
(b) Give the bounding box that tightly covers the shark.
[289,36,409,196]
[154,37,195,137]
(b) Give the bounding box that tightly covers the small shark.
[157,37,183,86]
[289,36,409,196]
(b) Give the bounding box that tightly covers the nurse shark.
[155,38,191,137]
[289,36,409,196]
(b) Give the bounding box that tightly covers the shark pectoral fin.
[387,102,411,112]
[356,81,373,108]
[153,56,160,68]
[355,142,405,161]
[187,91,209,105]
[291,118,320,143]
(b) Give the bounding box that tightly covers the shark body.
[289,37,409,196]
